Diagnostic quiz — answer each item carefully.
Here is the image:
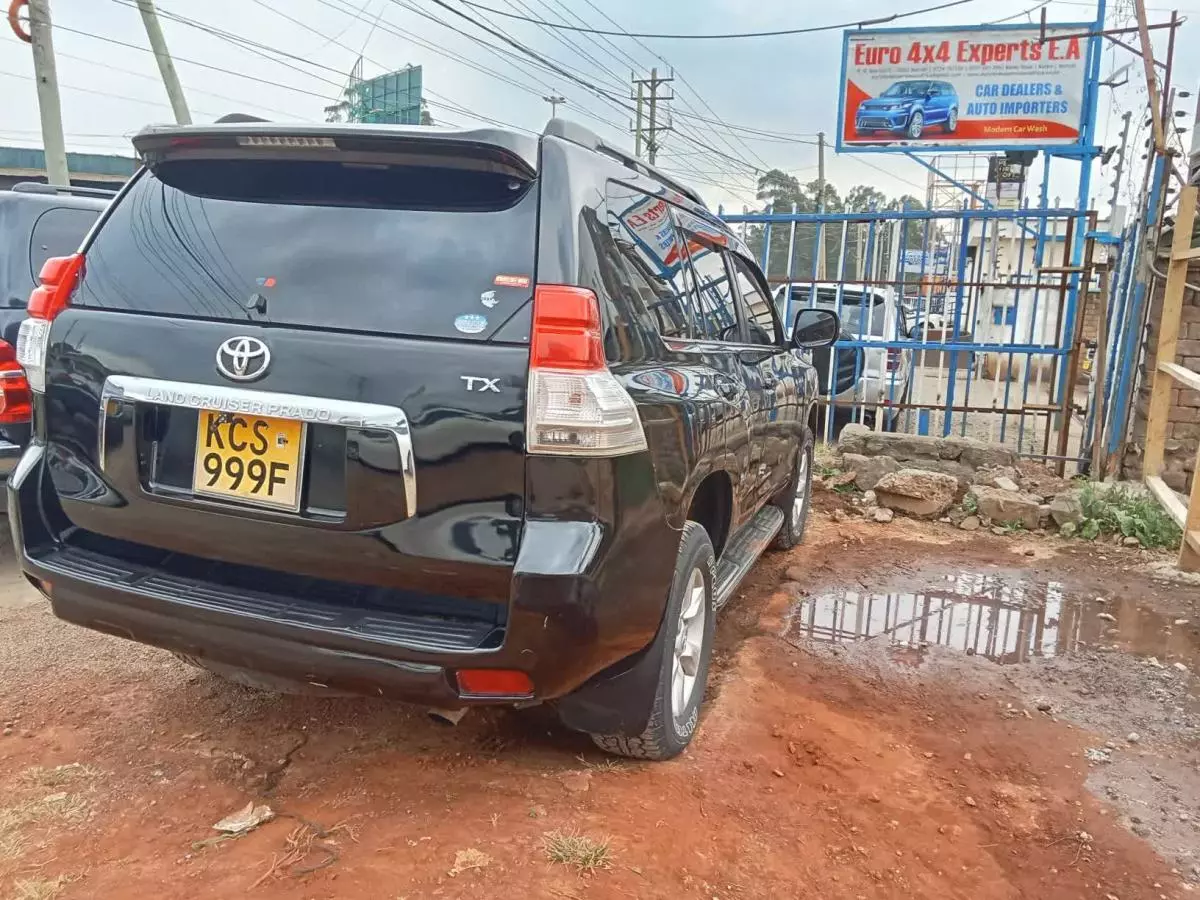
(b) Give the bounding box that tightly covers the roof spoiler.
[543,118,705,208]
[11,181,118,198]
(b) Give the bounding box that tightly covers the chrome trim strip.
[99,375,417,516]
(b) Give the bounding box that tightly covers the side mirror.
[791,308,839,349]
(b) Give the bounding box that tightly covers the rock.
[1059,521,1078,538]
[959,515,981,531]
[841,453,900,491]
[830,509,849,523]
[1133,823,1152,838]
[1049,491,1084,527]
[1097,612,1117,622]
[1174,662,1189,673]
[1122,536,1141,547]
[1126,732,1140,744]
[560,771,592,793]
[772,769,785,778]
[973,464,1019,486]
[824,470,858,490]
[874,469,959,518]
[873,507,894,523]
[994,475,1021,492]
[1035,699,1052,712]
[1038,504,1052,528]
[964,796,977,808]
[1180,812,1191,823]
[785,566,806,582]
[213,802,275,834]
[967,485,1043,530]
[863,489,877,505]
[991,526,1008,536]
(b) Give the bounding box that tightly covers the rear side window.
[604,183,698,340]
[682,234,740,341]
[29,207,98,282]
[74,159,537,341]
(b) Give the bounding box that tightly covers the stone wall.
[1121,225,1200,494]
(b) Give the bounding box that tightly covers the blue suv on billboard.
[854,80,958,140]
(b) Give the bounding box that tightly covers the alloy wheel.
[671,567,707,719]
[792,450,810,529]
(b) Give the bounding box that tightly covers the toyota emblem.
[215,336,270,382]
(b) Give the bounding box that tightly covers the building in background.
[0,146,137,192]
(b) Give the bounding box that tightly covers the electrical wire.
[451,0,981,39]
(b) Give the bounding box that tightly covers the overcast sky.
[2,0,1197,217]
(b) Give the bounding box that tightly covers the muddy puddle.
[787,571,1199,673]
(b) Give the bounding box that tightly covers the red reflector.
[0,339,30,424]
[455,668,534,697]
[530,284,605,372]
[28,252,84,320]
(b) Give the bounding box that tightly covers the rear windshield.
[74,158,538,340]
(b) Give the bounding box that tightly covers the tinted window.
[75,160,537,340]
[605,183,697,340]
[683,233,740,341]
[28,207,98,282]
[729,255,777,345]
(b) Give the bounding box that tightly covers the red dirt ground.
[0,504,1192,899]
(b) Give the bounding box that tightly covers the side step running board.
[713,505,784,611]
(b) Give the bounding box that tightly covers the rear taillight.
[17,252,83,393]
[0,339,31,424]
[886,348,903,372]
[526,284,647,456]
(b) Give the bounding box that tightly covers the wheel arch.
[683,470,733,562]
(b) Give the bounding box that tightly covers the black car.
[0,183,109,477]
[8,119,836,759]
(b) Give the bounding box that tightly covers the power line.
[0,68,220,117]
[452,0,981,39]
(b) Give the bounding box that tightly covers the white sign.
[839,25,1089,150]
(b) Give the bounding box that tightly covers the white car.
[773,283,913,430]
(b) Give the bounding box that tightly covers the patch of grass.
[20,764,100,789]
[995,521,1026,536]
[543,829,612,872]
[1077,485,1182,549]
[11,875,78,900]
[961,493,979,515]
[814,441,839,471]
[0,792,90,864]
[575,755,623,773]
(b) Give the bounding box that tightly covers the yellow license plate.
[192,410,306,511]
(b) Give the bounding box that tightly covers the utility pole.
[1107,110,1132,221]
[542,94,565,118]
[816,131,827,279]
[631,68,673,164]
[633,78,644,158]
[25,0,69,186]
[136,0,191,125]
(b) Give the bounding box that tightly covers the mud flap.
[553,613,670,737]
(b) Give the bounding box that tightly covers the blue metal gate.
[720,203,1117,475]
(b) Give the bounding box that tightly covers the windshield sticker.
[255,276,277,288]
[454,314,488,335]
[480,290,498,309]
[493,274,531,289]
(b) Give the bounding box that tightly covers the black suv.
[9,120,836,759]
[0,183,110,475]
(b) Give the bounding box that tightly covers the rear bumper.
[10,444,680,724]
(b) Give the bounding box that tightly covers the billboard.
[837,25,1090,152]
[348,65,422,125]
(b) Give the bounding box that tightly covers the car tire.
[907,111,924,139]
[946,108,958,133]
[589,521,715,761]
[770,432,813,550]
